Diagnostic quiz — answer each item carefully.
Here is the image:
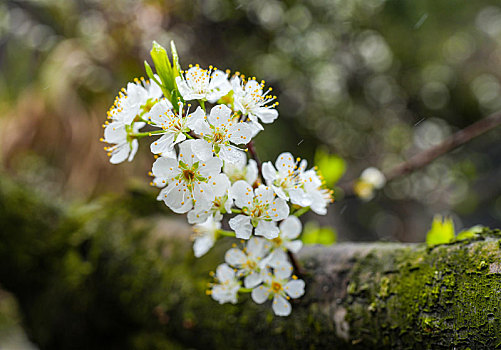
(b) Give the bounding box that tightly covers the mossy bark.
[0,174,500,349]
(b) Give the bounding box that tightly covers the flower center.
[183,169,195,182]
[271,281,282,293]
[272,236,283,246]
[213,132,225,143]
[246,260,257,270]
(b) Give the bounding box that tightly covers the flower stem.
[238,288,252,293]
[129,130,165,138]
[293,206,310,217]
[231,209,242,214]
[217,230,236,237]
[200,99,206,113]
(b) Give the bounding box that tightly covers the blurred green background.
[2,0,501,237]
[1,0,501,345]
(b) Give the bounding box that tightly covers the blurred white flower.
[211,263,241,304]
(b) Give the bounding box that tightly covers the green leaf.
[150,41,173,98]
[456,225,484,241]
[170,40,181,78]
[314,147,346,188]
[301,222,337,245]
[147,41,184,110]
[426,215,455,247]
[144,61,162,87]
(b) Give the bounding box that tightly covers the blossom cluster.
[101,41,334,316]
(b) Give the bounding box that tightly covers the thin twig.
[246,141,263,182]
[287,250,305,277]
[340,111,501,197]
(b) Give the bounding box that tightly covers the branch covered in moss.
[0,174,500,349]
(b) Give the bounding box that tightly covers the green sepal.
[170,41,181,78]
[178,160,188,169]
[144,61,162,87]
[148,41,184,112]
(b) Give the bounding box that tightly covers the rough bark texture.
[0,174,500,349]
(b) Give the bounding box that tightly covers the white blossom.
[103,120,145,164]
[223,152,258,185]
[228,181,289,240]
[108,77,162,126]
[211,263,241,304]
[187,173,232,224]
[146,100,205,155]
[191,104,252,164]
[231,75,279,132]
[354,167,386,201]
[152,140,223,213]
[192,216,220,258]
[262,152,311,207]
[224,237,270,288]
[251,268,305,317]
[302,169,334,215]
[271,216,303,253]
[175,65,231,102]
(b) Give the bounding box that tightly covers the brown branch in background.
[287,250,305,277]
[246,140,263,181]
[340,111,501,197]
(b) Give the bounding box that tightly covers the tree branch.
[340,111,501,197]
[246,140,263,182]
[0,174,499,349]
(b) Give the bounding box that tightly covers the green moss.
[346,230,501,349]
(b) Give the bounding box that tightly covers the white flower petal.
[216,263,235,282]
[127,139,139,162]
[198,156,223,177]
[192,139,213,161]
[255,220,279,239]
[251,285,269,304]
[193,235,215,258]
[256,107,278,124]
[151,156,178,187]
[220,145,245,164]
[246,159,259,184]
[230,180,254,209]
[225,248,247,266]
[269,198,289,221]
[261,162,276,185]
[274,261,293,280]
[104,122,126,143]
[213,173,231,197]
[280,216,302,240]
[284,279,305,299]
[227,122,252,145]
[289,188,312,207]
[272,295,291,316]
[186,106,206,129]
[285,240,303,254]
[208,104,232,127]
[255,185,274,204]
[150,133,175,155]
[275,152,295,173]
[229,215,253,239]
[244,272,263,289]
[109,143,130,164]
[246,237,267,258]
